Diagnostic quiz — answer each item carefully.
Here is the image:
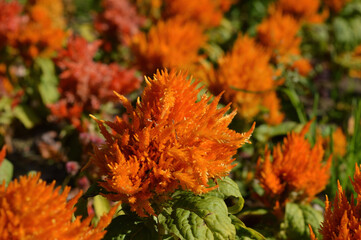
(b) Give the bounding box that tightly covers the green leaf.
[36,58,59,104]
[103,215,158,240]
[13,104,40,129]
[159,192,236,240]
[284,203,323,240]
[0,159,13,186]
[281,88,307,124]
[333,17,353,45]
[208,177,245,214]
[74,182,114,219]
[253,122,298,143]
[230,215,265,240]
[93,195,111,225]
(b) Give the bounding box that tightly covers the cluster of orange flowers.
[163,0,233,29]
[324,0,351,13]
[0,173,117,239]
[256,122,332,212]
[49,36,140,130]
[208,35,284,124]
[130,18,206,75]
[256,3,315,76]
[310,164,361,239]
[130,0,237,76]
[273,0,327,23]
[1,0,66,61]
[90,70,254,216]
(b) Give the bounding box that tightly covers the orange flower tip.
[144,76,151,86]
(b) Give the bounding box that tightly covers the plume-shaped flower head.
[209,35,284,124]
[130,18,206,75]
[164,0,234,29]
[310,164,361,240]
[274,0,327,23]
[91,69,255,216]
[0,173,117,240]
[49,36,140,129]
[256,122,332,209]
[12,0,66,60]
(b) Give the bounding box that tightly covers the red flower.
[95,0,145,47]
[49,36,141,127]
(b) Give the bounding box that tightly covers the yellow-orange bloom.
[12,0,66,60]
[209,35,283,124]
[130,18,206,75]
[349,44,361,79]
[0,173,116,240]
[332,127,347,157]
[256,122,332,209]
[257,10,301,63]
[90,70,254,216]
[273,0,327,23]
[323,0,350,13]
[310,165,361,240]
[291,58,313,76]
[164,0,233,29]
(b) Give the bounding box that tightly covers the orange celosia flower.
[130,18,207,75]
[163,0,234,29]
[257,10,301,63]
[256,122,332,209]
[0,173,117,240]
[12,0,66,60]
[310,164,361,240]
[349,44,361,79]
[323,0,350,13]
[257,9,314,76]
[0,145,5,166]
[332,127,347,157]
[273,0,327,23]
[27,0,66,28]
[90,70,255,217]
[291,58,313,76]
[208,35,283,124]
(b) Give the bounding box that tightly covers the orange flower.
[291,58,313,76]
[273,0,327,23]
[257,10,301,63]
[332,127,347,157]
[0,173,117,240]
[130,18,207,75]
[12,0,66,60]
[349,44,361,79]
[310,165,361,240]
[0,145,5,166]
[256,122,332,209]
[257,9,314,76]
[323,0,350,13]
[208,35,283,124]
[90,70,255,216]
[164,0,234,28]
